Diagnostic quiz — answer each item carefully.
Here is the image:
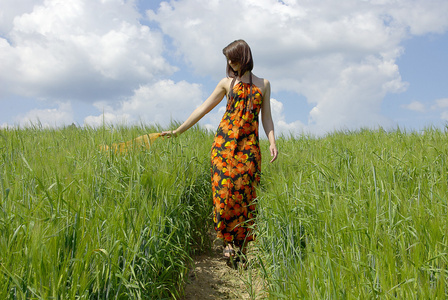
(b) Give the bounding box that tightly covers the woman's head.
[223,39,253,78]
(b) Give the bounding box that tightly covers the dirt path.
[181,230,267,300]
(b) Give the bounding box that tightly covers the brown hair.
[222,39,253,78]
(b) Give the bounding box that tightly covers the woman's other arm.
[261,79,278,163]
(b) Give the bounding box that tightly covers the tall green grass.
[256,128,448,299]
[0,124,213,299]
[2,125,448,299]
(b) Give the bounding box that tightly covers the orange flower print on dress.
[220,120,233,134]
[211,81,262,247]
[218,186,230,199]
[214,135,225,147]
[238,138,252,151]
[228,218,240,231]
[213,157,226,171]
[244,185,253,198]
[220,148,232,159]
[212,172,221,186]
[235,151,249,163]
[232,191,244,203]
[236,163,247,174]
[222,208,234,220]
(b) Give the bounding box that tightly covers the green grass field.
[256,128,448,299]
[1,125,447,299]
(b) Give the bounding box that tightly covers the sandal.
[223,245,236,258]
[223,248,236,258]
[223,244,239,269]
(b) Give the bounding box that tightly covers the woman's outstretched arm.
[161,78,229,137]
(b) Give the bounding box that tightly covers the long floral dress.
[211,80,262,247]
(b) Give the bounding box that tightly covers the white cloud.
[2,0,448,133]
[147,0,447,134]
[302,56,404,133]
[0,0,175,103]
[433,98,448,109]
[14,101,74,127]
[0,0,44,33]
[403,101,426,112]
[84,79,203,127]
[382,0,448,35]
[429,98,448,121]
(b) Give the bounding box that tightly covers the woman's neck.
[237,71,251,81]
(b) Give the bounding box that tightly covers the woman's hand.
[160,130,178,138]
[270,143,278,163]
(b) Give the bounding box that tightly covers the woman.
[161,39,278,264]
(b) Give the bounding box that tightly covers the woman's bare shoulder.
[217,77,233,94]
[219,77,233,84]
[252,74,270,94]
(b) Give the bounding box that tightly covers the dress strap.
[227,77,237,111]
[247,72,253,112]
[228,77,237,99]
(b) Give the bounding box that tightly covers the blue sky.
[1,0,448,136]
[383,34,448,130]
